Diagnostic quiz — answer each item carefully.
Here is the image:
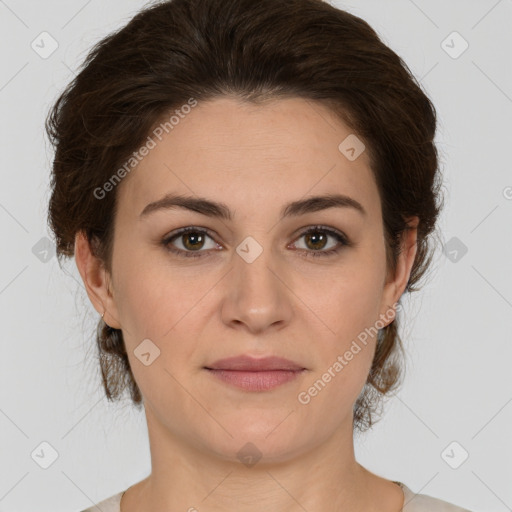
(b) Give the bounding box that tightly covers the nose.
[220,238,294,334]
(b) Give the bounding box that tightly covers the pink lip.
[204,355,306,392]
[205,369,306,391]
[205,355,305,371]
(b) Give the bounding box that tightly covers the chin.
[201,420,312,466]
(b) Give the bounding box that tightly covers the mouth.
[203,354,307,391]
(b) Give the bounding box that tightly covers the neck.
[124,404,383,512]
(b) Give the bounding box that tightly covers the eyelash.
[161,225,351,259]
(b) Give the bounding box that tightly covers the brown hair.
[45,0,443,432]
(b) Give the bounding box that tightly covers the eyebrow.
[139,192,366,221]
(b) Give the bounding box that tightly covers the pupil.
[307,232,326,250]
[184,233,203,250]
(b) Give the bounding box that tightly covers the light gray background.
[1,1,511,511]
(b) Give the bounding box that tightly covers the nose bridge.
[234,233,280,296]
[222,233,292,331]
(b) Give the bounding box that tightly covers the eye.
[161,225,351,259]
[162,227,220,258]
[289,225,351,258]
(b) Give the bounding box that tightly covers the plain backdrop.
[0,0,511,511]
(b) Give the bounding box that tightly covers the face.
[77,96,416,464]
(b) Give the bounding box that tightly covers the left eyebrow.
[139,192,367,221]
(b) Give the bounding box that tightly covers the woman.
[45,0,473,510]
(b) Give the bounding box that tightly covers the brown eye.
[162,225,350,260]
[162,227,219,258]
[291,226,350,258]
[181,231,206,251]
[304,231,329,250]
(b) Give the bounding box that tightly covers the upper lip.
[205,355,305,371]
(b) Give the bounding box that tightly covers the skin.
[75,96,418,512]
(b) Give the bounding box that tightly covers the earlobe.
[74,231,121,329]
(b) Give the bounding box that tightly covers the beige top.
[80,481,474,511]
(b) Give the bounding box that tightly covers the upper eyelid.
[164,225,348,247]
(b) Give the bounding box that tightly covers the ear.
[74,231,121,329]
[378,216,419,325]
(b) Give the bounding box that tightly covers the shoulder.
[80,490,124,512]
[397,482,474,512]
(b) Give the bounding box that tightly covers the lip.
[205,368,306,392]
[204,355,305,371]
[203,355,307,392]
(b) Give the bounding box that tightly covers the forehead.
[117,96,381,222]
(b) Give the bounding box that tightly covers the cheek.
[298,277,382,421]
[111,250,218,392]
[112,258,206,407]
[302,253,386,344]
[296,312,376,430]
[298,247,386,406]
[111,242,206,337]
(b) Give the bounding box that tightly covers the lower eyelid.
[163,231,218,257]
[163,227,350,257]
[291,230,346,251]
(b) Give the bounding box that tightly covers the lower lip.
[205,369,305,391]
